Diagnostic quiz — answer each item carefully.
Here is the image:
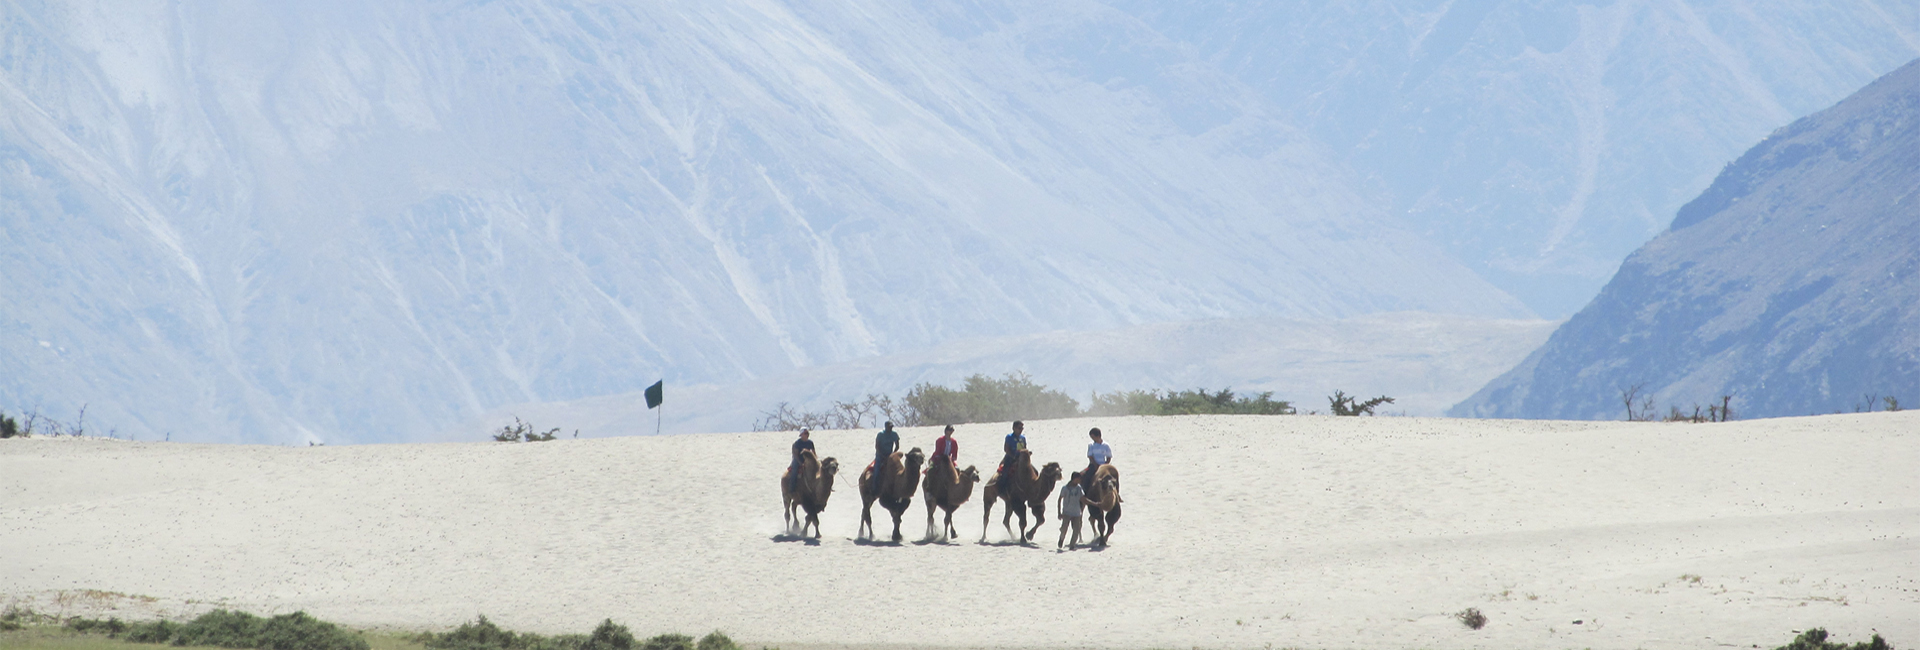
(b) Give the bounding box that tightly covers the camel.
[858,447,925,542]
[781,449,839,538]
[921,460,981,541]
[1085,464,1122,546]
[979,450,1063,543]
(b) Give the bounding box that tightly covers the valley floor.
[3,413,1916,649]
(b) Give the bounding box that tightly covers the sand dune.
[3,413,1916,649]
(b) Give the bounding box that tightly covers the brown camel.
[921,461,981,541]
[781,449,839,538]
[979,450,1063,543]
[859,447,925,542]
[1085,464,1122,546]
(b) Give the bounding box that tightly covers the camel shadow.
[851,537,904,547]
[770,534,822,546]
[975,539,1036,548]
[913,537,962,546]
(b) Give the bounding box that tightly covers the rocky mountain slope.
[1453,58,1920,420]
[1103,0,1920,316]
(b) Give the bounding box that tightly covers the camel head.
[905,447,926,472]
[819,457,840,485]
[960,466,980,483]
[1040,462,1064,482]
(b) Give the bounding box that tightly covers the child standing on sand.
[1057,472,1088,549]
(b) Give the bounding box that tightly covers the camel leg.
[980,490,995,542]
[1001,497,1018,541]
[925,498,939,541]
[890,507,905,543]
[1101,505,1121,546]
[944,507,959,540]
[1026,501,1046,542]
[859,498,875,540]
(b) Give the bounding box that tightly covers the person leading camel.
[1081,427,1111,492]
[1057,471,1090,549]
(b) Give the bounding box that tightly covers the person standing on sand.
[788,429,814,492]
[874,421,900,478]
[1057,471,1088,549]
[1081,427,1111,492]
[932,425,959,470]
[999,420,1027,487]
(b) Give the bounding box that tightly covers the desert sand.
[3,413,1916,649]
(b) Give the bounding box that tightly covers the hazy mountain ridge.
[452,311,1559,439]
[1100,0,1920,316]
[1,0,1520,443]
[1452,57,1920,420]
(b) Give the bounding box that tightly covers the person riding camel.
[873,421,901,486]
[998,420,1027,488]
[931,425,959,471]
[1081,427,1111,492]
[788,428,814,493]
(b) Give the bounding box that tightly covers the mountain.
[6,1,1913,444]
[0,1,1522,444]
[1101,0,1920,316]
[1452,58,1920,420]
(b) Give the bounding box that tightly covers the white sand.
[3,413,1916,649]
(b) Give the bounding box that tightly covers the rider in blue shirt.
[998,420,1027,487]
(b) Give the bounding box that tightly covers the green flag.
[645,380,664,409]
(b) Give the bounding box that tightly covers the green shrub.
[0,411,19,438]
[1328,390,1394,416]
[640,634,695,650]
[63,616,128,635]
[695,632,740,650]
[906,372,1081,426]
[1776,628,1893,650]
[417,615,533,650]
[121,619,181,644]
[66,610,367,650]
[582,620,635,650]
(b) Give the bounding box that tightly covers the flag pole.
[656,403,662,435]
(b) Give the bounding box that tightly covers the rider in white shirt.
[1082,427,1112,491]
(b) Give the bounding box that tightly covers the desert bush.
[1454,607,1487,630]
[121,619,181,644]
[1157,388,1295,415]
[492,417,564,442]
[417,615,547,650]
[754,393,919,432]
[1083,389,1162,416]
[1776,628,1893,650]
[68,610,368,650]
[63,615,128,635]
[907,372,1081,426]
[0,411,20,439]
[1328,390,1394,416]
[640,633,695,650]
[695,631,741,650]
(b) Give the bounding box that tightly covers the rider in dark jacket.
[787,429,814,492]
[873,421,900,485]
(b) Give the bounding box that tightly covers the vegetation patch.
[66,610,369,650]
[1776,628,1893,650]
[755,372,1357,430]
[415,616,746,650]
